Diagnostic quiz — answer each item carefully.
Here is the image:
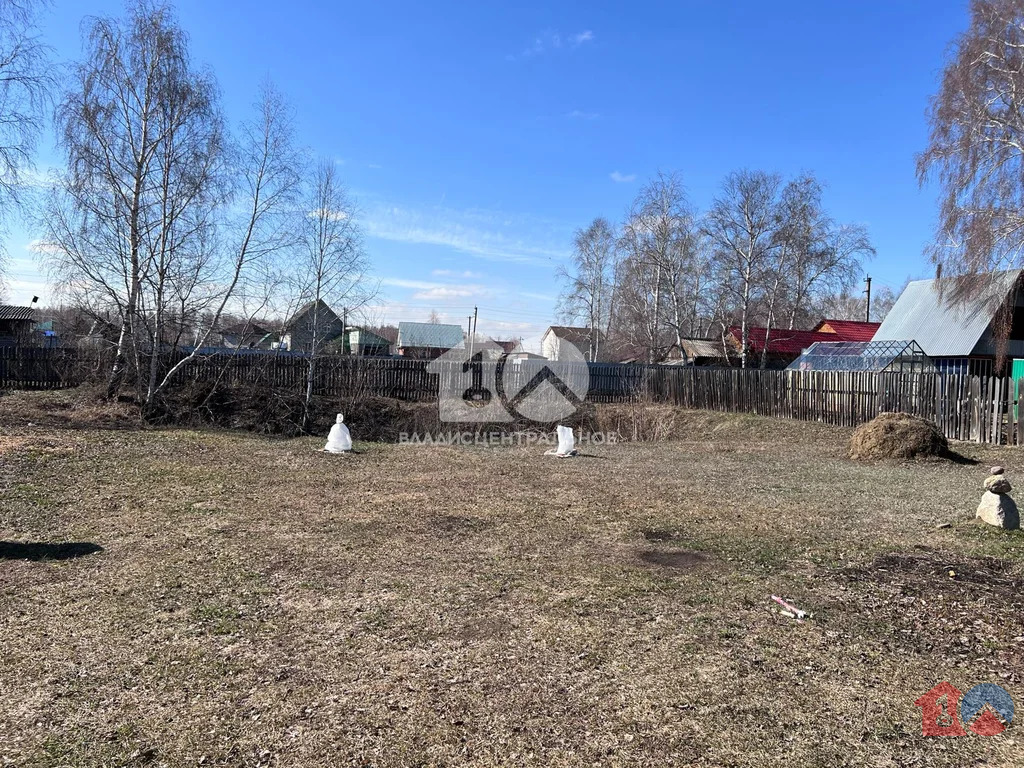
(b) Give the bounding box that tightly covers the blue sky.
[4,0,970,350]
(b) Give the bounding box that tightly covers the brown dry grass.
[2,392,1024,766]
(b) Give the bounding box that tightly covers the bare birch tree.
[294,160,372,431]
[153,82,302,404]
[919,0,1024,292]
[614,173,704,362]
[0,0,52,294]
[773,175,874,332]
[703,170,781,368]
[557,216,617,360]
[46,2,224,399]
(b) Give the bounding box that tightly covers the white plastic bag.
[324,413,352,453]
[556,425,575,456]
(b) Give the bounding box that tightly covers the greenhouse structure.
[787,339,936,374]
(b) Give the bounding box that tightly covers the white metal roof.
[873,270,1021,357]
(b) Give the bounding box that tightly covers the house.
[492,339,547,362]
[33,320,59,348]
[728,326,847,367]
[728,321,886,368]
[663,337,732,366]
[396,321,464,359]
[217,320,277,350]
[280,300,344,354]
[464,337,544,361]
[812,319,881,341]
[78,317,119,350]
[0,305,36,347]
[492,339,520,355]
[872,269,1024,376]
[330,326,392,356]
[508,351,548,362]
[541,326,606,361]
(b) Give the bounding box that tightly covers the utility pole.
[472,306,478,355]
[341,306,347,354]
[864,276,872,322]
[467,315,474,357]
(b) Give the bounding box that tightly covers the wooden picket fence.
[0,347,102,390]
[640,367,1024,445]
[4,346,1024,445]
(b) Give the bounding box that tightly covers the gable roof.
[729,326,852,356]
[812,319,881,341]
[285,299,339,330]
[492,339,520,354]
[678,337,729,359]
[397,321,464,349]
[0,305,36,322]
[220,320,270,337]
[543,326,603,345]
[873,270,1022,356]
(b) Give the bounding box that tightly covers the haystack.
[849,412,948,461]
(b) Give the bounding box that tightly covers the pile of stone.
[976,466,1020,530]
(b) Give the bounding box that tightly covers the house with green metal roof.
[325,326,392,356]
[396,321,464,359]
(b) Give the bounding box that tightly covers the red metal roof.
[729,326,857,356]
[812,319,881,341]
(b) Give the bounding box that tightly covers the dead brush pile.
[0,387,141,432]
[148,381,601,438]
[595,403,687,442]
[849,411,948,461]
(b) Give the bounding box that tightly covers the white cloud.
[521,291,555,302]
[363,202,569,264]
[26,238,64,256]
[3,276,51,304]
[566,109,599,120]
[378,278,441,291]
[432,269,482,279]
[413,286,480,300]
[379,276,490,301]
[610,171,637,183]
[307,208,350,221]
[509,29,594,60]
[15,165,59,191]
[366,303,464,326]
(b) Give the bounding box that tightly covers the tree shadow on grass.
[0,541,104,561]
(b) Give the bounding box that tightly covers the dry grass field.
[2,390,1024,767]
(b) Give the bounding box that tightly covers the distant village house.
[541,326,606,362]
[280,300,345,354]
[217,320,277,350]
[0,305,37,347]
[728,319,881,368]
[396,321,464,359]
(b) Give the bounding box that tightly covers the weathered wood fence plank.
[5,346,1024,445]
